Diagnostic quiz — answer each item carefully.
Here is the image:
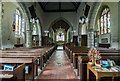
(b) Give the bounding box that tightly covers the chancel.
[0,0,120,81]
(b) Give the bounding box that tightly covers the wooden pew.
[1,45,56,69]
[65,46,89,69]
[0,45,56,81]
[3,53,43,69]
[65,45,120,79]
[0,70,14,81]
[0,58,37,81]
[1,53,44,70]
[65,45,120,68]
[78,56,88,80]
[0,63,25,81]
[2,46,55,52]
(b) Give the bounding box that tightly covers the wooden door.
[81,35,87,46]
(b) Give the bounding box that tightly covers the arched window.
[15,9,21,35]
[100,7,110,34]
[56,31,64,41]
[13,9,25,37]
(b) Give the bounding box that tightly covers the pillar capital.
[88,28,94,32]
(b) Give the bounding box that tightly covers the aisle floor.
[38,50,77,80]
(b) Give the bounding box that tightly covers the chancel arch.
[48,17,73,45]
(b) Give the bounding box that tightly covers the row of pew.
[0,45,57,81]
[64,45,120,81]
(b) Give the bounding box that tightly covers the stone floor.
[57,46,63,50]
[38,50,77,80]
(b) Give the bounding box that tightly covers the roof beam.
[76,2,80,11]
[39,2,45,12]
[43,2,48,9]
[39,2,80,12]
[72,2,77,8]
[44,9,76,12]
[59,2,61,10]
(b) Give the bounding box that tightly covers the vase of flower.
[88,48,102,66]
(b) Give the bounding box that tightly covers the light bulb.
[85,18,88,23]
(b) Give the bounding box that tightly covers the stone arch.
[18,2,31,20]
[87,2,102,48]
[18,2,32,48]
[35,18,42,46]
[48,17,73,43]
[94,4,110,29]
[95,4,112,48]
[49,17,73,30]
[18,3,43,47]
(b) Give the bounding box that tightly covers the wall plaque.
[101,38,108,43]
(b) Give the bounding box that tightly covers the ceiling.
[52,20,70,32]
[39,2,80,12]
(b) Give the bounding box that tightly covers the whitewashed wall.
[95,2,119,49]
[0,2,31,49]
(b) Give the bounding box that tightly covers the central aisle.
[38,50,77,80]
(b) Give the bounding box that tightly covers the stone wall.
[0,2,32,49]
[0,2,2,49]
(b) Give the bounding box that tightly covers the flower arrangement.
[88,48,102,65]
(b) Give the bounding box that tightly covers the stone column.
[87,2,100,48]
[0,2,2,49]
[26,19,32,48]
[36,19,42,46]
[87,29,94,48]
[119,2,120,49]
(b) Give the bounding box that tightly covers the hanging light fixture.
[44,30,49,36]
[79,16,88,24]
[71,30,76,33]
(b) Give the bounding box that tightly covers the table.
[87,63,120,81]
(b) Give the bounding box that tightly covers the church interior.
[0,0,120,81]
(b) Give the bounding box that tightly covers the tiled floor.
[38,50,77,80]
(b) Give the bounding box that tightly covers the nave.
[0,1,120,81]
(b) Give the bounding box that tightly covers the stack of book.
[111,66,120,72]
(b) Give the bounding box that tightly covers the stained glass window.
[22,18,25,32]
[14,9,22,36]
[101,16,103,34]
[100,8,110,34]
[107,11,110,33]
[56,31,64,41]
[104,14,107,34]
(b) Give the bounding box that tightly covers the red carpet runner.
[38,50,77,80]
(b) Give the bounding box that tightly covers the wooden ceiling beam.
[44,9,76,12]
[38,2,45,12]
[43,2,48,9]
[39,2,80,12]
[76,2,80,11]
[72,2,77,8]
